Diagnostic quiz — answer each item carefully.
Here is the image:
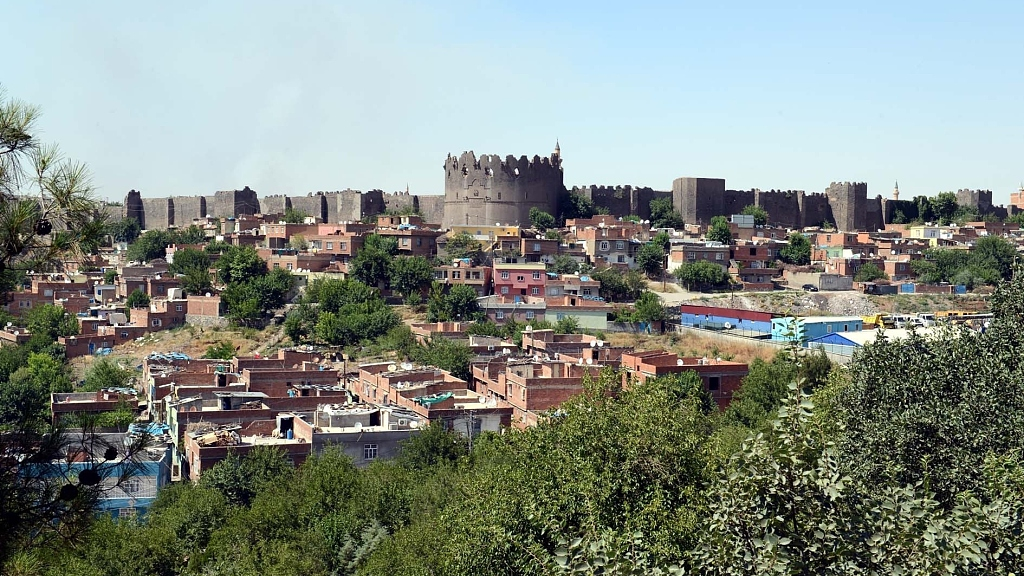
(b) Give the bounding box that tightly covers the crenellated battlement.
[442,150,564,228]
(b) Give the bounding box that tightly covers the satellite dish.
[401,362,413,371]
[597,340,604,347]
[723,322,733,330]
[677,359,684,366]
[409,420,419,429]
[205,292,212,297]
[313,357,320,363]
[590,341,597,348]
[586,358,593,365]
[525,325,533,332]
[388,364,397,372]
[502,348,510,356]
[577,358,584,365]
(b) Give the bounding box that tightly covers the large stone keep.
[442,149,564,228]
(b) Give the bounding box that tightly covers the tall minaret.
[552,139,561,169]
[893,180,900,201]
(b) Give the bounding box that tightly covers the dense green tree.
[108,217,141,243]
[635,242,665,277]
[529,207,556,231]
[412,338,474,380]
[203,341,235,360]
[390,256,434,297]
[0,353,73,426]
[292,279,399,347]
[288,233,308,251]
[740,204,768,225]
[83,358,134,392]
[102,268,117,284]
[931,191,959,224]
[125,229,172,263]
[591,267,646,301]
[181,267,213,295]
[397,421,469,471]
[972,234,1017,280]
[200,446,294,507]
[548,254,580,275]
[561,190,596,221]
[442,232,482,263]
[216,245,267,285]
[836,270,1024,505]
[853,262,887,282]
[706,216,732,244]
[25,303,78,342]
[283,207,309,224]
[124,288,150,311]
[1006,211,1024,226]
[427,283,481,322]
[204,239,232,254]
[350,234,398,289]
[695,385,1024,574]
[650,197,684,229]
[674,260,729,291]
[631,290,666,323]
[911,239,1014,287]
[778,232,811,265]
[554,314,581,334]
[652,230,671,252]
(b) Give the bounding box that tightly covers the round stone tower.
[442,146,564,229]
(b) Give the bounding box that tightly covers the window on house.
[452,271,460,279]
[532,271,541,280]
[118,507,137,519]
[526,311,535,319]
[175,305,183,312]
[501,286,509,294]
[496,310,505,319]
[716,253,723,260]
[708,376,720,391]
[341,242,348,250]
[417,238,422,246]
[688,252,695,260]
[844,324,849,331]
[286,263,293,270]
[533,243,541,252]
[120,332,129,338]
[517,275,525,282]
[363,444,378,460]
[599,241,610,251]
[327,242,334,249]
[501,271,510,280]
[617,255,626,263]
[749,247,757,256]
[273,262,280,269]
[531,287,539,295]
[582,288,592,295]
[827,325,833,332]
[402,238,410,246]
[616,241,625,250]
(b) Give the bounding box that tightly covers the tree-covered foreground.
[10,271,1024,574]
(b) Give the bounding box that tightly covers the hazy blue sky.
[6,1,1023,203]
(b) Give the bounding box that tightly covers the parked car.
[801,284,819,292]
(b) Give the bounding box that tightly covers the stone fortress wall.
[122,147,1015,233]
